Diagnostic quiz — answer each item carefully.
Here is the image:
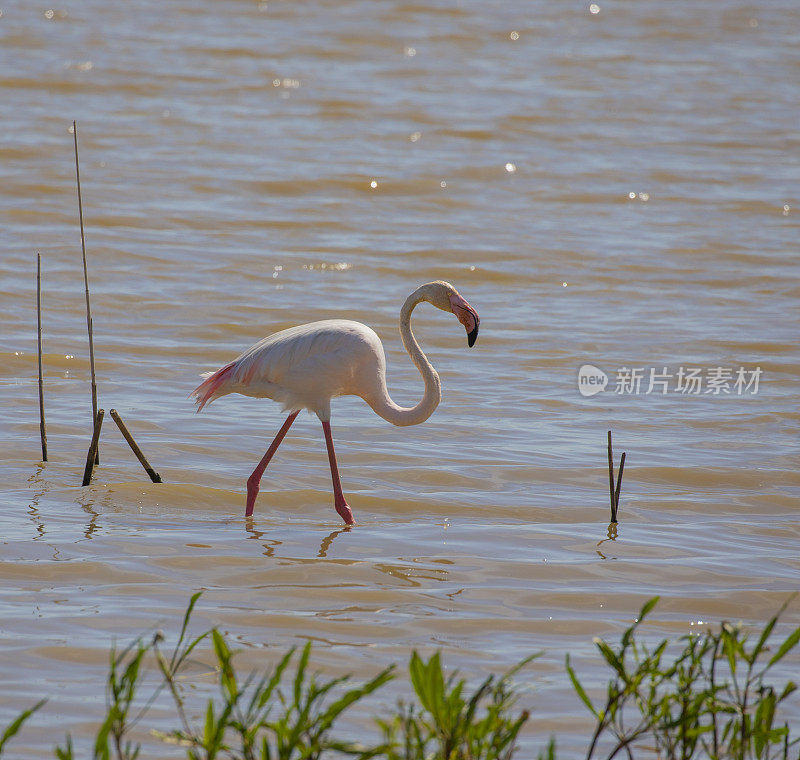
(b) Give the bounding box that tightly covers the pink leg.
[245,411,300,517]
[322,420,355,525]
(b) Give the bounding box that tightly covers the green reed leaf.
[566,655,598,718]
[768,626,800,668]
[0,699,45,754]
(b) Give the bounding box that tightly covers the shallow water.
[1,0,799,755]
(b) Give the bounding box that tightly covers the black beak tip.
[467,325,479,347]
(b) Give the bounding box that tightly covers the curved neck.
[366,290,442,427]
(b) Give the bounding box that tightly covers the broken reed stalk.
[607,430,626,523]
[36,251,48,462]
[73,120,99,464]
[109,409,162,483]
[81,408,104,486]
[614,452,626,517]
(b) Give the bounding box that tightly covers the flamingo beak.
[450,294,480,347]
[467,321,479,347]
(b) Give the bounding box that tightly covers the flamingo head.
[422,281,480,347]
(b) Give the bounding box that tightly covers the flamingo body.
[192,281,480,524]
[194,319,387,422]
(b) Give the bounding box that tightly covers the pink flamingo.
[191,281,480,525]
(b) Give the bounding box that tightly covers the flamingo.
[191,280,480,525]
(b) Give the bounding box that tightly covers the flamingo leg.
[321,420,355,525]
[245,410,300,517]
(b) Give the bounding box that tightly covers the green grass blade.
[203,699,221,753]
[768,626,800,667]
[538,736,556,760]
[212,629,238,703]
[639,596,660,621]
[566,655,598,718]
[170,590,203,671]
[319,666,395,732]
[408,652,431,713]
[93,710,113,760]
[0,699,46,752]
[501,653,541,683]
[54,734,74,760]
[293,641,312,708]
[751,616,778,666]
[595,639,626,679]
[257,647,295,711]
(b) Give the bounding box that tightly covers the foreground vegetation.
[2,595,799,759]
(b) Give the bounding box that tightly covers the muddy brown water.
[1,0,799,755]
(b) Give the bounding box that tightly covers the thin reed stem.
[73,120,99,464]
[110,409,163,483]
[81,409,104,486]
[36,252,48,462]
[607,430,616,522]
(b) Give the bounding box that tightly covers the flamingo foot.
[245,479,259,518]
[335,500,355,525]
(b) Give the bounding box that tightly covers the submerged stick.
[36,251,48,462]
[109,409,163,483]
[73,120,99,464]
[607,430,616,521]
[81,409,105,486]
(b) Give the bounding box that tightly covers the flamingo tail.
[191,362,236,411]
